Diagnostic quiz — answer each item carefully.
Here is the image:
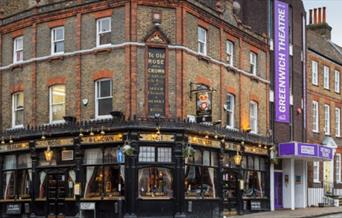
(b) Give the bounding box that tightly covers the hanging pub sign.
[274,0,290,123]
[196,87,212,123]
[147,47,166,117]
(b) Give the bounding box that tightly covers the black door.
[222,170,239,215]
[47,173,67,217]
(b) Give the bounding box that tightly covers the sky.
[303,0,342,46]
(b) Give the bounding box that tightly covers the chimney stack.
[307,7,332,40]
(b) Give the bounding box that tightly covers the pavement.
[228,207,342,218]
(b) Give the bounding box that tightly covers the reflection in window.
[243,171,265,198]
[138,167,173,198]
[139,146,155,162]
[49,85,66,123]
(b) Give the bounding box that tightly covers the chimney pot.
[323,7,326,23]
[314,8,317,24]
[309,9,312,24]
[318,8,322,24]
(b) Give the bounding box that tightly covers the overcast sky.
[303,0,342,45]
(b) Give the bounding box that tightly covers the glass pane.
[4,155,16,170]
[99,80,111,97]
[222,154,230,167]
[254,157,260,170]
[15,92,24,107]
[100,32,111,45]
[157,147,172,162]
[139,146,155,162]
[104,166,124,197]
[260,158,266,171]
[52,104,65,121]
[15,110,24,126]
[202,167,216,198]
[84,149,103,165]
[211,152,218,167]
[203,151,210,166]
[241,156,247,169]
[104,147,117,163]
[138,167,173,198]
[194,149,202,165]
[17,169,31,199]
[16,37,23,50]
[16,51,23,62]
[248,156,254,169]
[98,98,112,116]
[52,85,65,104]
[243,171,264,198]
[185,165,202,198]
[54,28,64,40]
[100,18,110,32]
[84,166,103,198]
[18,154,32,168]
[3,171,15,199]
[198,27,206,42]
[54,41,64,53]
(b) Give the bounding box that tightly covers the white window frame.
[226,40,234,65]
[312,101,319,133]
[12,92,24,128]
[336,107,341,137]
[313,161,320,183]
[323,66,330,89]
[336,154,342,183]
[49,85,66,124]
[95,79,113,119]
[13,36,23,63]
[96,17,111,47]
[324,104,330,135]
[51,26,64,55]
[198,26,207,55]
[226,94,235,128]
[250,52,257,75]
[249,101,258,134]
[312,60,318,85]
[335,70,340,93]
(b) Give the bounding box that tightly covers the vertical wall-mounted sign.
[274,0,290,123]
[196,86,212,123]
[147,47,166,117]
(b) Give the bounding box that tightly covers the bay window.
[185,148,218,199]
[12,92,24,128]
[96,17,111,47]
[83,147,125,199]
[2,154,32,200]
[138,146,173,199]
[95,79,113,119]
[13,36,23,63]
[49,85,65,123]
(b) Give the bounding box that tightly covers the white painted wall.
[294,160,307,208]
[308,188,324,206]
[270,163,275,211]
[282,159,294,209]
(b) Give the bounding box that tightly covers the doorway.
[47,172,67,217]
[222,170,239,214]
[274,172,283,209]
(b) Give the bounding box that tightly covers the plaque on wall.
[6,204,21,215]
[147,47,166,117]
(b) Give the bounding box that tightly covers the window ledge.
[48,55,64,62]
[312,130,320,134]
[197,54,210,62]
[313,180,321,184]
[95,46,112,55]
[94,115,113,120]
[10,63,23,71]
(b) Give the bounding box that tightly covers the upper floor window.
[49,85,65,123]
[96,17,111,47]
[324,104,330,135]
[323,66,330,89]
[12,92,24,128]
[249,101,258,134]
[198,26,207,55]
[95,79,112,119]
[335,70,340,93]
[312,101,319,133]
[313,161,320,183]
[312,61,318,85]
[249,52,257,75]
[13,36,23,63]
[226,94,235,128]
[226,40,234,65]
[336,107,341,137]
[336,154,341,183]
[51,27,64,55]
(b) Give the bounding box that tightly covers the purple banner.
[298,143,318,157]
[274,0,290,123]
[319,146,333,160]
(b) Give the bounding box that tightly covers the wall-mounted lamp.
[44,145,53,162]
[233,150,242,166]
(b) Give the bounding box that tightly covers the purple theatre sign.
[274,0,290,123]
[278,142,333,161]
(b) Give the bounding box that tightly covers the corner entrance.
[47,172,67,218]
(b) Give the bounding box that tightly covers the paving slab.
[228,207,342,218]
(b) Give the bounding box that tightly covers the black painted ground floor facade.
[0,119,271,218]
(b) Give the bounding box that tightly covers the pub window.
[226,94,235,128]
[3,154,32,200]
[198,26,207,55]
[222,152,236,168]
[335,70,340,93]
[157,147,172,162]
[324,104,330,135]
[323,66,330,90]
[95,79,113,119]
[49,85,66,123]
[226,40,234,65]
[138,146,172,163]
[51,26,64,55]
[185,148,218,199]
[312,61,318,85]
[249,52,257,75]
[249,101,258,134]
[83,148,125,199]
[96,17,111,47]
[12,92,24,128]
[242,156,266,198]
[13,36,23,63]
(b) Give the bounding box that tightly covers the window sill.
[11,63,23,71]
[48,55,64,62]
[197,54,210,63]
[94,115,113,120]
[95,46,112,55]
[312,130,320,134]
[313,180,321,184]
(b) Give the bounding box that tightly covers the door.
[47,173,67,217]
[274,172,283,209]
[222,170,239,213]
